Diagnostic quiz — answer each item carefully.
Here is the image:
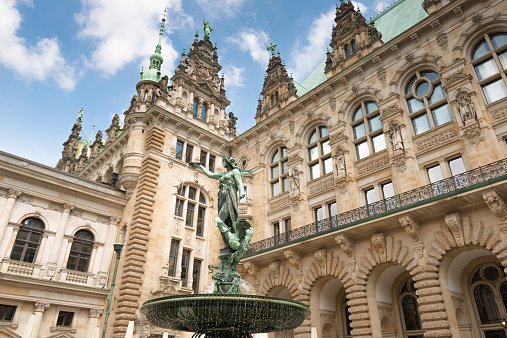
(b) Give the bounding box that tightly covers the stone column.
[46,204,74,277]
[209,102,215,124]
[31,302,50,338]
[0,189,22,257]
[86,309,103,338]
[188,91,194,111]
[98,218,120,273]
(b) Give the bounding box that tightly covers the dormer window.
[345,45,351,57]
[351,40,357,52]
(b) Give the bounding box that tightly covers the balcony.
[245,158,507,257]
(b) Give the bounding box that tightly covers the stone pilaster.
[0,189,22,256]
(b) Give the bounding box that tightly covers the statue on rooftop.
[76,108,84,121]
[265,43,277,57]
[203,18,213,37]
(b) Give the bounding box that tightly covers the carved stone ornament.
[34,302,50,312]
[335,234,354,257]
[243,262,260,291]
[314,249,327,275]
[483,191,507,221]
[391,151,407,173]
[445,212,464,246]
[412,243,424,258]
[399,215,420,242]
[269,261,280,281]
[283,249,301,271]
[8,188,22,199]
[437,32,448,50]
[333,149,346,178]
[289,166,302,196]
[387,121,404,152]
[456,92,477,123]
[90,309,104,318]
[461,120,483,145]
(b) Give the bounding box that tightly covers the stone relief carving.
[8,189,22,199]
[387,121,404,152]
[412,244,424,258]
[90,309,104,318]
[416,128,458,153]
[445,212,464,246]
[48,201,64,212]
[483,191,507,221]
[335,234,354,257]
[269,260,280,282]
[356,155,389,177]
[371,233,386,260]
[289,167,301,196]
[284,249,303,283]
[457,93,477,123]
[333,149,346,178]
[308,176,335,196]
[399,215,420,242]
[314,249,327,275]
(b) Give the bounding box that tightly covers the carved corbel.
[335,234,354,257]
[483,191,507,221]
[399,215,420,242]
[243,262,260,292]
[314,249,327,275]
[371,233,386,261]
[445,212,464,246]
[269,260,280,283]
[284,249,303,283]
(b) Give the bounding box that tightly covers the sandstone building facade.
[2,0,507,336]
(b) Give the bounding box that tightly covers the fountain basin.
[141,294,309,335]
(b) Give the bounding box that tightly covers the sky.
[0,0,392,167]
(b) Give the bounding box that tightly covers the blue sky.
[0,0,390,167]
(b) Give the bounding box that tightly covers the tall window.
[405,70,451,135]
[199,150,216,173]
[192,260,201,294]
[471,33,507,104]
[181,249,191,287]
[307,126,332,180]
[201,103,207,121]
[400,279,422,335]
[352,101,385,160]
[168,239,180,277]
[56,311,74,327]
[185,144,193,163]
[192,99,198,115]
[470,264,507,335]
[382,181,396,211]
[10,217,44,263]
[270,146,289,197]
[174,185,207,237]
[66,230,94,272]
[175,140,184,160]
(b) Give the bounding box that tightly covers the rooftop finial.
[203,18,213,37]
[89,115,98,146]
[76,107,84,121]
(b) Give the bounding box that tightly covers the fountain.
[141,155,309,337]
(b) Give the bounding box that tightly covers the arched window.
[10,217,45,263]
[67,229,94,272]
[192,98,198,116]
[201,103,207,121]
[307,126,331,180]
[470,263,507,332]
[270,146,288,197]
[352,101,385,160]
[399,279,422,334]
[174,185,208,237]
[404,70,451,135]
[471,33,507,104]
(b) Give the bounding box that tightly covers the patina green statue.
[203,18,213,37]
[190,154,253,293]
[265,42,277,57]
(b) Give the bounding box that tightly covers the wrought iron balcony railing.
[245,158,507,256]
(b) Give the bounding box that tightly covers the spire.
[141,9,166,82]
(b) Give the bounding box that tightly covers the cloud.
[288,7,335,82]
[352,1,368,13]
[222,65,245,88]
[195,0,245,18]
[228,28,270,66]
[0,0,78,90]
[76,0,192,77]
[374,0,389,12]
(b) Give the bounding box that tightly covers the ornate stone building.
[3,0,507,336]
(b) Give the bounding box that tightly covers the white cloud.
[288,7,335,82]
[196,0,245,18]
[76,0,191,77]
[352,1,368,13]
[0,0,78,90]
[375,0,389,12]
[228,28,270,66]
[222,65,245,88]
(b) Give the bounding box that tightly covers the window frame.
[192,259,202,294]
[351,101,384,160]
[398,278,423,335]
[56,311,74,327]
[470,33,507,104]
[306,126,332,180]
[181,249,191,287]
[174,185,208,237]
[168,239,180,277]
[0,304,16,322]
[269,146,289,197]
[404,70,451,135]
[66,230,95,272]
[10,217,45,264]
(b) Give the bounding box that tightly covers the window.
[168,239,179,277]
[270,146,289,197]
[427,164,444,183]
[174,185,208,236]
[185,144,193,163]
[56,311,74,327]
[209,154,216,172]
[66,230,94,272]
[201,103,207,121]
[192,260,201,294]
[239,186,247,203]
[365,188,378,215]
[471,33,507,103]
[273,222,280,236]
[192,99,198,116]
[181,249,191,287]
[400,279,422,334]
[200,151,207,166]
[307,126,332,179]
[175,140,184,160]
[382,182,395,211]
[284,218,291,232]
[10,217,44,263]
[0,305,15,322]
[470,264,507,333]
[405,70,451,135]
[328,202,338,218]
[352,101,385,160]
[198,150,217,173]
[449,157,469,189]
[314,207,324,222]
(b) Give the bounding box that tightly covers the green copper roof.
[295,0,428,96]
[141,11,166,82]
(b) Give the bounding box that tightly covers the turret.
[56,108,84,173]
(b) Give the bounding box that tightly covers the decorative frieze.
[356,155,389,178]
[269,194,290,213]
[490,106,507,126]
[308,176,334,197]
[416,127,458,153]
[195,238,204,258]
